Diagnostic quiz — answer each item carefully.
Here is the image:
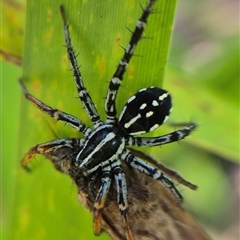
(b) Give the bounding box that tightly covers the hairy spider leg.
[92,164,133,240]
[113,167,133,240]
[126,122,197,147]
[128,148,198,190]
[20,80,91,136]
[122,149,183,203]
[21,138,82,170]
[93,166,112,236]
[105,0,156,124]
[60,5,102,128]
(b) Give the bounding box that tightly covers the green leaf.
[165,71,239,162]
[1,0,25,65]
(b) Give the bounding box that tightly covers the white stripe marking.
[150,123,159,131]
[139,88,147,92]
[159,93,169,101]
[127,95,136,103]
[79,131,116,167]
[111,77,121,85]
[140,103,147,110]
[136,20,146,29]
[124,113,141,129]
[118,105,127,121]
[146,111,153,118]
[152,100,159,106]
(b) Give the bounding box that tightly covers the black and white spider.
[21,1,197,239]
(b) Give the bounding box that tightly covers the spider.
[20,0,197,239]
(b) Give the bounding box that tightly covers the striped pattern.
[60,6,102,128]
[105,0,157,124]
[119,87,172,136]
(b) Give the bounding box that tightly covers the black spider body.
[20,1,197,239]
[77,86,172,177]
[118,87,172,135]
[77,124,124,175]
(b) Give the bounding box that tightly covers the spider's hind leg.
[128,122,197,147]
[92,166,112,236]
[113,166,134,240]
[128,147,198,190]
[122,150,183,203]
[93,166,134,240]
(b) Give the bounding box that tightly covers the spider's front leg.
[20,80,91,136]
[21,138,83,173]
[60,5,102,127]
[105,0,156,124]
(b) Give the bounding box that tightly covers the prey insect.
[20,0,197,239]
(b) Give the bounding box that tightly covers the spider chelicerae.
[20,0,197,239]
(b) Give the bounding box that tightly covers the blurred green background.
[2,0,239,240]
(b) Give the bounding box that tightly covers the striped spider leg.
[21,0,197,240]
[128,147,198,191]
[20,80,87,171]
[59,5,102,128]
[105,0,157,124]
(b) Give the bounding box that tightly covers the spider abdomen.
[118,87,172,136]
[77,125,125,175]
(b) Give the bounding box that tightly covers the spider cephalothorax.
[21,1,197,240]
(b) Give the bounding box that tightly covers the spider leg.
[93,167,112,236]
[122,150,183,203]
[113,166,134,240]
[128,147,197,190]
[21,138,83,172]
[105,0,156,124]
[87,169,102,202]
[126,122,197,147]
[60,5,102,127]
[20,80,91,136]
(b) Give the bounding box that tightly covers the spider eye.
[118,87,172,135]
